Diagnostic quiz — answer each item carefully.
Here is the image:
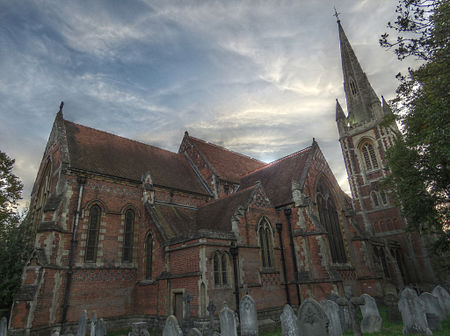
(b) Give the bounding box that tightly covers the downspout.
[61,175,86,333]
[284,208,301,305]
[229,242,240,319]
[276,222,290,305]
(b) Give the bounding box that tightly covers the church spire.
[337,20,381,125]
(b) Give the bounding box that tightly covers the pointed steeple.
[335,99,346,121]
[382,96,393,116]
[337,20,380,125]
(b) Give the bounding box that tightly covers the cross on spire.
[333,7,341,22]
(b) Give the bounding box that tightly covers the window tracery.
[360,141,379,170]
[258,218,274,269]
[212,251,229,287]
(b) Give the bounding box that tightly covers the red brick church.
[9,19,436,335]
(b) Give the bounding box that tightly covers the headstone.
[163,315,183,336]
[240,295,258,336]
[280,304,299,336]
[420,292,444,330]
[337,296,364,336]
[219,303,237,336]
[320,300,342,336]
[296,298,329,336]
[207,301,216,336]
[94,319,106,336]
[384,293,402,323]
[90,312,97,336]
[359,294,382,333]
[187,328,202,336]
[0,317,7,336]
[432,285,450,315]
[328,295,351,331]
[182,292,194,334]
[398,287,432,335]
[76,310,87,336]
[130,322,150,336]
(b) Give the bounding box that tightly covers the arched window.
[316,179,347,264]
[212,251,229,287]
[380,192,388,206]
[371,191,380,208]
[85,205,101,262]
[123,209,134,263]
[360,142,379,170]
[258,218,274,269]
[145,233,153,279]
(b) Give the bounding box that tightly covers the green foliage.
[0,150,32,309]
[380,0,450,254]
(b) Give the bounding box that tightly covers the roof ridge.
[197,184,258,209]
[241,146,312,178]
[64,119,180,157]
[189,135,265,164]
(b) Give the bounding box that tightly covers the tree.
[0,150,31,310]
[379,0,449,255]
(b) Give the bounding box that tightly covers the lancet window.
[122,209,134,263]
[258,218,274,269]
[213,251,229,287]
[145,233,153,279]
[85,205,101,262]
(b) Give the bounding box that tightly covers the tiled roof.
[197,185,258,232]
[240,147,313,207]
[64,120,209,195]
[151,204,197,240]
[188,136,266,183]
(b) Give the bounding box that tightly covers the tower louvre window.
[371,191,380,208]
[86,205,101,262]
[349,79,358,95]
[360,142,379,170]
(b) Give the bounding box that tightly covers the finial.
[59,101,64,113]
[333,7,341,22]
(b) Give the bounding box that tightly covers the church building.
[9,19,436,335]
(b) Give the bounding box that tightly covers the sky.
[0,0,420,209]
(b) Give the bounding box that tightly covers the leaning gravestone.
[219,304,238,336]
[420,292,444,331]
[0,317,7,336]
[240,295,258,336]
[163,316,183,336]
[398,287,432,335]
[320,300,342,336]
[76,310,87,336]
[432,285,450,315]
[280,304,299,336]
[328,294,351,332]
[359,294,382,333]
[297,298,329,336]
[90,312,97,336]
[384,293,402,323]
[187,328,202,336]
[94,319,106,336]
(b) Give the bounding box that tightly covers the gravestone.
[328,294,351,331]
[240,295,258,336]
[187,328,202,336]
[384,293,402,323]
[90,312,97,336]
[420,292,444,330]
[219,303,237,336]
[432,285,450,315]
[207,301,216,336]
[95,319,106,336]
[0,317,7,336]
[130,322,150,336]
[163,315,183,336]
[337,296,364,336]
[398,287,432,335]
[320,300,342,336]
[76,310,87,336]
[296,298,329,336]
[182,292,194,334]
[359,294,382,333]
[280,304,299,336]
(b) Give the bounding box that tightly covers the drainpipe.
[61,175,86,333]
[276,222,290,305]
[284,208,301,305]
[229,242,240,319]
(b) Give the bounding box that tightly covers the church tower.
[335,18,436,286]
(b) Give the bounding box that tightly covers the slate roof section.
[151,204,197,240]
[64,120,209,195]
[197,185,258,232]
[240,147,313,207]
[188,136,266,183]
